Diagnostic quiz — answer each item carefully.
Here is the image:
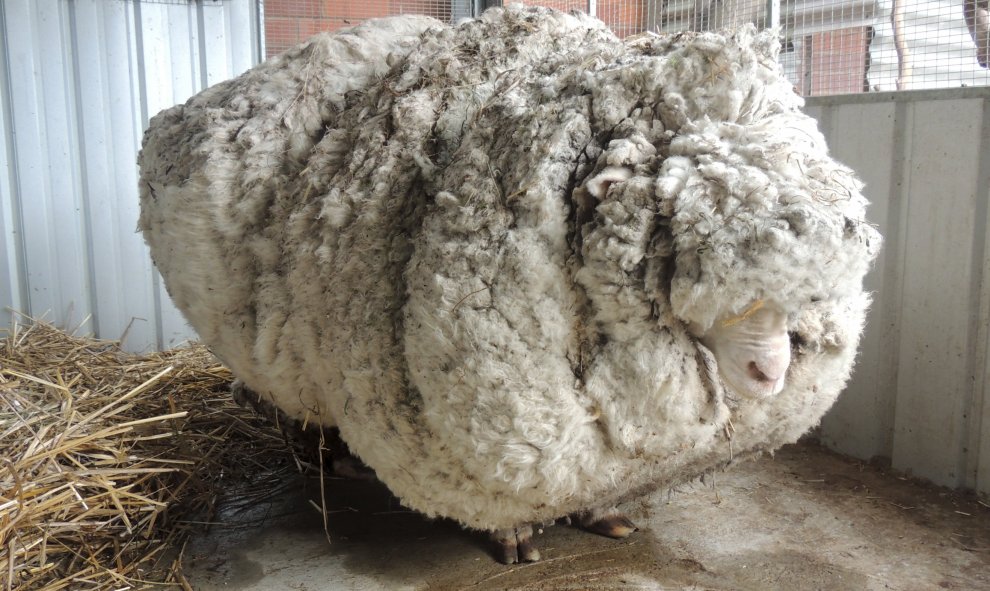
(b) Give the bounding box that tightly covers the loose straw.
[1,319,297,590]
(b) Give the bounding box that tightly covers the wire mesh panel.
[500,1,651,36]
[781,2,879,95]
[865,0,990,90]
[262,0,454,58]
[662,0,990,93]
[263,0,990,94]
[657,0,772,30]
[652,0,990,94]
[595,1,650,37]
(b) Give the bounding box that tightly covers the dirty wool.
[138,6,881,533]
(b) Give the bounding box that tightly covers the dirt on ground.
[182,441,990,590]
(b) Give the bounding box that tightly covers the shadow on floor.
[182,443,990,590]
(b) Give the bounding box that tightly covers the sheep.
[138,5,881,563]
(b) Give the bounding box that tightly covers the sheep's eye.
[789,331,806,349]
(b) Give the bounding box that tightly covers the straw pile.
[0,319,298,590]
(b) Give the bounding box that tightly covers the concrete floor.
[183,443,990,590]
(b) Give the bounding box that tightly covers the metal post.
[588,0,597,18]
[254,0,266,64]
[452,0,474,21]
[767,0,781,30]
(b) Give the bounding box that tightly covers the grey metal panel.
[816,100,899,463]
[201,2,233,87]
[73,0,131,341]
[227,0,263,71]
[71,0,160,350]
[0,0,261,350]
[452,0,479,20]
[806,86,990,104]
[969,99,990,492]
[891,98,983,487]
[807,90,990,494]
[0,0,26,325]
[801,103,823,122]
[6,0,90,326]
[138,1,204,348]
[975,100,990,494]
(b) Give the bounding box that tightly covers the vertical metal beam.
[0,0,27,323]
[452,0,473,21]
[588,0,597,18]
[767,0,781,29]
[256,0,266,60]
[966,96,990,492]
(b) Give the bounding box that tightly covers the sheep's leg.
[231,379,376,481]
[330,446,378,482]
[490,524,541,564]
[571,507,638,539]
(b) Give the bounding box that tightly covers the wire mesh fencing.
[262,0,455,57]
[653,0,990,94]
[865,0,990,91]
[261,0,990,95]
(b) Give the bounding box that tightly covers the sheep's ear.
[585,166,633,199]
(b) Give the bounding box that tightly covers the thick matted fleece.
[138,6,881,532]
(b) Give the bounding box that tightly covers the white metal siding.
[806,88,990,494]
[0,0,261,351]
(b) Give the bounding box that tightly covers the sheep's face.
[701,305,791,399]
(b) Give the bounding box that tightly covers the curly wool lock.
[138,6,881,534]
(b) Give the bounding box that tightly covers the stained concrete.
[182,442,990,590]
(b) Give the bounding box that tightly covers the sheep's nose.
[748,359,786,383]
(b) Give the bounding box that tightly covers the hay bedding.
[0,320,297,590]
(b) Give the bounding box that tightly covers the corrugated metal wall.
[0,0,261,351]
[807,87,990,495]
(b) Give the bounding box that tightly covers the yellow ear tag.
[721,299,765,328]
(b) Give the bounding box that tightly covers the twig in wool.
[724,418,735,461]
[317,420,332,544]
[721,300,765,328]
[281,42,323,120]
[704,56,732,86]
[451,285,492,313]
[505,181,539,202]
[487,161,506,205]
[789,123,820,142]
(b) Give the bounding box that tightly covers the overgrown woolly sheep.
[138,6,881,563]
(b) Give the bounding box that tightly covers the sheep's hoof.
[573,509,638,539]
[491,524,541,564]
